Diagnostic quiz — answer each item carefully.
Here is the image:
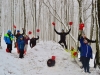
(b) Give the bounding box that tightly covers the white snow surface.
[0,38,100,75]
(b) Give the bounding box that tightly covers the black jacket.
[30,36,39,47]
[54,28,71,41]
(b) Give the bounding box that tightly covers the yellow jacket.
[70,49,77,58]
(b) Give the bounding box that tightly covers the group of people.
[4,25,96,73]
[54,25,96,73]
[4,28,39,58]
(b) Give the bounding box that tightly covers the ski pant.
[58,40,67,49]
[19,50,24,58]
[81,56,90,72]
[7,44,12,53]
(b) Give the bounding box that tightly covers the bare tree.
[94,0,100,68]
[0,0,2,48]
[23,0,26,34]
[97,0,100,28]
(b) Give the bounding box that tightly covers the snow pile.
[0,41,99,75]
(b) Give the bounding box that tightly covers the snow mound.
[0,41,99,75]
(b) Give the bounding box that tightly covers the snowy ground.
[0,38,100,75]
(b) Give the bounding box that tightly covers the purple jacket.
[24,37,30,44]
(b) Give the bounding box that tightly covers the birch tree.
[0,0,2,48]
[94,0,100,68]
[23,0,26,34]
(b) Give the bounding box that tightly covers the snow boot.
[6,48,9,53]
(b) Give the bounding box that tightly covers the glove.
[6,43,8,45]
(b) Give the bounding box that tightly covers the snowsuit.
[54,28,71,49]
[70,49,77,58]
[14,29,25,53]
[17,36,25,58]
[30,36,39,48]
[79,37,93,73]
[14,29,25,44]
[4,32,14,53]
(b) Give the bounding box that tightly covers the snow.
[0,37,100,75]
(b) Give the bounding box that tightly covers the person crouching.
[18,36,25,58]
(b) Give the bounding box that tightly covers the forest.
[0,0,100,68]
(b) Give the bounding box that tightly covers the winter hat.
[17,30,20,32]
[7,30,11,33]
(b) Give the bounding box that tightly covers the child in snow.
[24,35,30,54]
[18,36,25,58]
[30,36,39,48]
[4,30,14,53]
[70,46,77,59]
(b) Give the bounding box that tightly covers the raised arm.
[22,28,25,35]
[35,36,39,40]
[86,38,96,43]
[54,27,61,35]
[65,28,71,35]
[14,29,16,37]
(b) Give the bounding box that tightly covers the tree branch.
[83,2,92,12]
[84,14,92,22]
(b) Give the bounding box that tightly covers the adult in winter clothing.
[79,36,93,73]
[24,35,30,54]
[14,28,25,43]
[14,28,25,53]
[30,36,39,48]
[78,33,96,62]
[4,30,14,53]
[54,26,71,49]
[17,36,25,58]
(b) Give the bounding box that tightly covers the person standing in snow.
[14,28,25,53]
[4,30,14,53]
[30,36,39,48]
[24,35,30,54]
[79,36,93,73]
[78,33,96,63]
[17,36,25,58]
[54,26,71,49]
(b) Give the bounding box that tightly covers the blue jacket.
[4,33,14,44]
[18,39,25,50]
[80,37,93,58]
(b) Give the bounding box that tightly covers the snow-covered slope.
[0,41,99,75]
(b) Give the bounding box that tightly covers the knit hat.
[7,30,11,33]
[17,30,20,32]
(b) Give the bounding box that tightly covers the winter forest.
[0,0,100,71]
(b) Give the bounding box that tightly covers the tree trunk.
[90,0,95,45]
[23,0,26,34]
[94,0,100,68]
[97,0,100,28]
[0,0,2,49]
